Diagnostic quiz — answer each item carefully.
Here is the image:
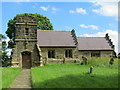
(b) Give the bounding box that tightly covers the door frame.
[21,51,32,69]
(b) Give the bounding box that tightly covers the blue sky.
[2,2,118,35]
[1,1,119,53]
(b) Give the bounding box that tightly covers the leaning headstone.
[82,56,88,65]
[109,58,114,65]
[90,66,93,74]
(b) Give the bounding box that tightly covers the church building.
[11,15,115,68]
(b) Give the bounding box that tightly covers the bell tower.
[11,15,40,68]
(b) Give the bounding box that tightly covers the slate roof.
[37,30,114,51]
[77,37,113,51]
[37,30,76,47]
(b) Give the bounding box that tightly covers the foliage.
[0,34,10,67]
[2,67,22,88]
[0,34,2,51]
[6,13,54,48]
[31,63,118,88]
[2,40,9,67]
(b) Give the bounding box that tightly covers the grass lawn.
[2,67,22,88]
[31,63,118,88]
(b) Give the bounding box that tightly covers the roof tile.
[77,37,113,50]
[37,30,76,47]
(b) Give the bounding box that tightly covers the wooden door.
[22,52,31,69]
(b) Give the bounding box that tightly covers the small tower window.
[25,28,29,35]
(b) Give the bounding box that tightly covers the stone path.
[9,69,31,89]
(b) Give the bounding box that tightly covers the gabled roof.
[77,37,113,51]
[37,30,76,47]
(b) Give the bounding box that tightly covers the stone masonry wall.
[11,15,40,68]
[40,47,113,63]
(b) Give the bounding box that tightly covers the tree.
[6,13,54,48]
[0,34,2,65]
[0,34,10,67]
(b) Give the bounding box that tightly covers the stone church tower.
[11,15,40,68]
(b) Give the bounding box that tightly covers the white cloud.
[89,25,99,30]
[4,0,24,1]
[26,0,30,1]
[69,10,75,14]
[40,6,58,13]
[80,29,118,54]
[51,7,58,13]
[76,8,87,14]
[65,26,72,29]
[40,6,48,11]
[79,24,99,30]
[80,24,88,28]
[91,0,118,17]
[52,7,57,11]
[69,8,87,14]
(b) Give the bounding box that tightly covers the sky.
[1,0,119,54]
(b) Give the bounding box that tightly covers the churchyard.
[2,68,22,88]
[2,57,119,88]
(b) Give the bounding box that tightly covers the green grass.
[31,63,118,88]
[2,67,22,88]
[87,57,118,68]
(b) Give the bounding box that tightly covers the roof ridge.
[37,30,71,32]
[77,37,105,38]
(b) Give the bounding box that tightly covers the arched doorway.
[22,51,31,69]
